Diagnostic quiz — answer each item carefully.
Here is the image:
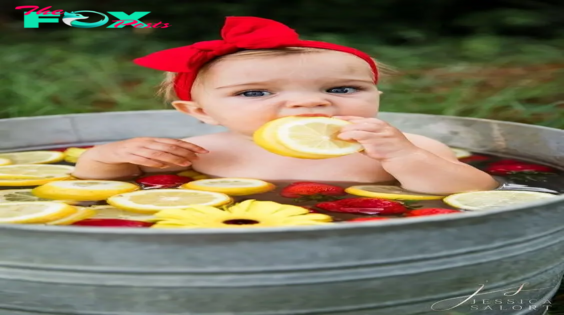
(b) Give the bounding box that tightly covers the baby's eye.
[237,90,272,97]
[327,86,359,94]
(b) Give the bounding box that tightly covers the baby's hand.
[85,137,208,168]
[334,116,419,160]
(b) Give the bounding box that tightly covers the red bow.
[134,16,378,101]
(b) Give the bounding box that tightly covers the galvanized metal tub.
[0,110,563,315]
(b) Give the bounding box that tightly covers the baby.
[73,16,498,195]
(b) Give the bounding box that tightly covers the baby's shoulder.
[180,132,242,148]
[403,132,457,160]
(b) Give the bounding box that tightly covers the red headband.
[133,16,379,101]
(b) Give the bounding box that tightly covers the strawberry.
[280,182,345,200]
[135,174,192,188]
[315,197,407,215]
[72,219,153,227]
[404,208,461,217]
[485,163,555,175]
[458,155,490,163]
[348,217,390,222]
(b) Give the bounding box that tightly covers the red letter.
[51,9,63,15]
[15,5,39,15]
[161,23,170,28]
[37,6,53,15]
[152,21,162,28]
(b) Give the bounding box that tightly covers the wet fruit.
[443,190,557,211]
[316,197,408,215]
[0,201,77,224]
[136,174,192,188]
[180,178,275,196]
[0,151,65,164]
[280,182,346,199]
[347,217,390,222]
[32,180,139,201]
[485,162,555,175]
[72,218,153,227]
[345,185,444,200]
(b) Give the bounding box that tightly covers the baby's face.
[184,50,381,136]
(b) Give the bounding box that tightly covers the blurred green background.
[1,0,563,128]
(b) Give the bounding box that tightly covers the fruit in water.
[404,208,462,217]
[485,162,555,175]
[316,197,408,215]
[135,174,192,188]
[280,182,346,198]
[72,218,153,227]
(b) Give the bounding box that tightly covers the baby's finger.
[338,130,378,141]
[153,138,209,154]
[128,154,167,168]
[143,142,203,161]
[134,147,194,167]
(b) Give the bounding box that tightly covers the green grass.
[1,31,563,129]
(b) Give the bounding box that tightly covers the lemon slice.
[0,189,77,204]
[443,190,559,211]
[345,185,445,200]
[253,117,324,159]
[90,205,156,221]
[0,201,77,224]
[177,170,209,180]
[63,147,89,164]
[0,164,75,186]
[0,151,64,164]
[32,180,139,201]
[45,206,96,225]
[107,189,233,213]
[0,158,12,166]
[274,117,363,157]
[180,178,276,196]
[450,148,472,159]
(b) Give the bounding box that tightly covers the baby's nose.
[285,97,331,108]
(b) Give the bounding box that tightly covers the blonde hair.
[158,47,396,102]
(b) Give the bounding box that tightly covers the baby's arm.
[72,137,207,180]
[379,134,499,194]
[335,116,498,195]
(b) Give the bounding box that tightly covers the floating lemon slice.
[0,201,77,224]
[180,178,276,196]
[255,117,363,159]
[345,185,445,200]
[90,205,156,221]
[177,170,209,180]
[107,189,233,213]
[0,189,77,204]
[0,151,65,164]
[443,190,559,211]
[450,148,472,159]
[0,164,74,186]
[0,158,12,166]
[63,147,89,164]
[32,180,140,201]
[253,117,323,159]
[45,206,96,225]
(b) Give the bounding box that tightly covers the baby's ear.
[171,101,219,125]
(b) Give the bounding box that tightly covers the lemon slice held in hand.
[0,201,77,224]
[254,116,363,159]
[0,151,65,164]
[443,190,558,211]
[45,206,96,225]
[180,178,276,196]
[32,180,140,201]
[107,189,233,213]
[345,185,445,200]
